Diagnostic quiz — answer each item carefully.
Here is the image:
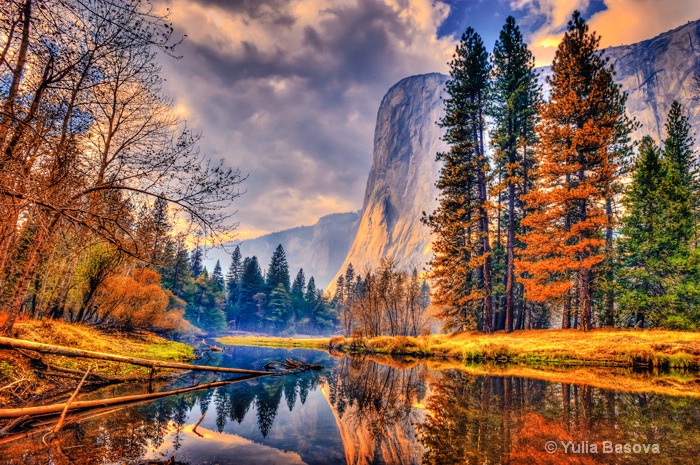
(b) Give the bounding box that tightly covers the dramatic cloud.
[156,0,453,240]
[511,0,700,65]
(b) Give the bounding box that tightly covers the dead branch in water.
[53,367,91,434]
[0,337,268,376]
[264,358,324,373]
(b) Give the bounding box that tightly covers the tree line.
[426,12,700,333]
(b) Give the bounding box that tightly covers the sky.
[154,0,700,242]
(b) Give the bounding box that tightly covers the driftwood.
[200,340,224,352]
[264,358,324,373]
[0,337,268,376]
[0,373,266,419]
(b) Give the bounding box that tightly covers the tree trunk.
[505,180,516,333]
[579,267,592,331]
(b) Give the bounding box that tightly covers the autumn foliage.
[92,268,198,335]
[515,12,633,331]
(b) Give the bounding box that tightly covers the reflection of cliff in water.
[324,356,428,465]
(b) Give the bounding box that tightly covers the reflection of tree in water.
[0,372,326,464]
[326,356,428,465]
[418,370,700,465]
[214,370,325,437]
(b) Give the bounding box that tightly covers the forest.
[424,12,700,334]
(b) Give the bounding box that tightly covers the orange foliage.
[510,413,599,465]
[516,13,632,330]
[92,268,196,334]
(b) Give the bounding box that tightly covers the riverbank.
[218,328,700,369]
[0,320,194,407]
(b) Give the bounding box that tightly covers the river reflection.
[1,347,699,464]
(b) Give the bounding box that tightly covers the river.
[1,345,698,464]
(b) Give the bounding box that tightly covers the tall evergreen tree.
[268,283,291,331]
[212,260,224,291]
[489,15,540,333]
[226,246,243,307]
[266,244,290,291]
[238,256,265,329]
[344,263,355,300]
[424,27,493,332]
[291,268,306,319]
[190,247,204,279]
[617,137,668,326]
[517,11,633,331]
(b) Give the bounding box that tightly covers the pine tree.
[212,260,224,291]
[239,256,265,329]
[517,11,633,331]
[268,283,291,331]
[344,264,355,300]
[617,137,667,326]
[291,268,306,319]
[266,244,290,291]
[190,247,204,279]
[662,101,697,247]
[226,246,243,308]
[424,27,493,332]
[489,15,540,333]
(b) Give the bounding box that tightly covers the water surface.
[1,346,698,464]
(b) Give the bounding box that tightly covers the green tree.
[225,246,243,320]
[424,27,493,332]
[266,244,290,291]
[212,260,224,291]
[489,16,540,333]
[190,247,204,279]
[238,256,265,330]
[618,103,699,329]
[291,268,306,319]
[268,283,291,331]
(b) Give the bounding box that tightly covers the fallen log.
[0,337,268,376]
[0,373,266,419]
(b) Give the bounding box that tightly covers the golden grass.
[11,319,194,379]
[216,335,331,350]
[219,329,700,370]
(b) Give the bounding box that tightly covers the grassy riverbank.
[0,319,194,406]
[218,328,700,370]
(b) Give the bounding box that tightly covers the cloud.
[588,0,700,49]
[509,0,591,65]
[156,0,453,239]
[512,0,700,66]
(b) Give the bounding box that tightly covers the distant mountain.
[207,211,360,290]
[328,19,700,292]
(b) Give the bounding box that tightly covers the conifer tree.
[489,15,540,333]
[226,246,243,308]
[268,283,291,331]
[344,264,355,300]
[239,256,265,329]
[424,27,493,332]
[212,260,224,291]
[266,244,290,291]
[291,268,306,318]
[190,247,204,279]
[517,11,633,331]
[617,137,667,326]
